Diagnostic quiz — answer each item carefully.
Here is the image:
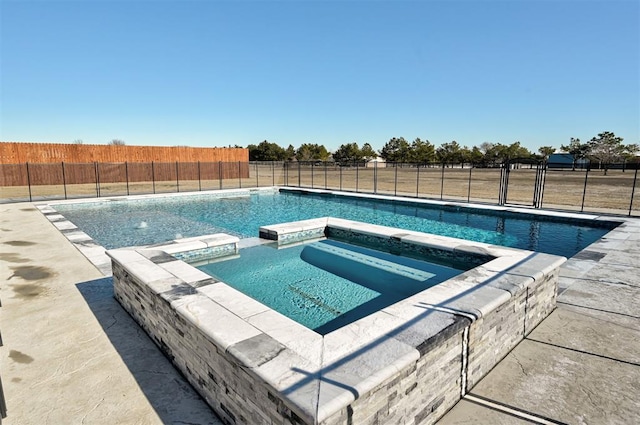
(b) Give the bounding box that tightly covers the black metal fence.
[1,160,638,216]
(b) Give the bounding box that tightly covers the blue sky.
[1,0,638,153]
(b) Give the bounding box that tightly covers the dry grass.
[2,165,638,216]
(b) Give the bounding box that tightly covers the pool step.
[305,241,436,282]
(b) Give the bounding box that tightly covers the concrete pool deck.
[1,201,639,424]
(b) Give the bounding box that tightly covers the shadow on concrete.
[75,277,222,425]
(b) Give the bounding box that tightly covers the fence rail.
[1,160,638,217]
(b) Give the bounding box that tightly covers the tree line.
[249,131,638,168]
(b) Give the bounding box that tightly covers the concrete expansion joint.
[602,279,638,289]
[463,394,566,425]
[314,338,326,425]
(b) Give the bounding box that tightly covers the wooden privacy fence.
[0,142,248,163]
[0,161,250,187]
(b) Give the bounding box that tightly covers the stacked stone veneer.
[111,262,304,424]
[319,320,470,425]
[110,218,566,425]
[464,256,560,388]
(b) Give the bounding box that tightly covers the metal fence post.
[238,161,242,188]
[61,162,67,200]
[176,161,180,192]
[374,161,377,194]
[96,162,101,197]
[532,162,547,208]
[498,161,512,206]
[249,161,260,187]
[498,164,504,205]
[533,164,541,207]
[629,167,638,216]
[505,162,510,204]
[538,163,548,208]
[197,161,201,191]
[272,161,275,186]
[125,162,130,195]
[580,167,589,212]
[151,161,156,194]
[93,162,98,197]
[339,164,343,191]
[311,163,314,188]
[298,161,301,187]
[356,162,359,192]
[324,162,328,189]
[440,163,445,200]
[394,163,398,196]
[416,164,420,197]
[219,161,223,190]
[284,162,288,186]
[26,162,32,202]
[467,166,472,203]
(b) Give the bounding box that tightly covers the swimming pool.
[39,187,622,424]
[197,239,465,334]
[54,188,616,258]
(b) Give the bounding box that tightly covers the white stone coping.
[107,217,567,423]
[157,234,239,255]
[261,216,523,260]
[44,186,278,206]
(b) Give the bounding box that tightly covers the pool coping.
[106,215,566,424]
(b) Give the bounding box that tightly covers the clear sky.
[1,0,638,153]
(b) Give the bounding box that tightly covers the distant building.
[547,153,589,169]
[366,157,386,168]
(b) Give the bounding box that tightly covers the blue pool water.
[54,190,616,257]
[198,239,464,334]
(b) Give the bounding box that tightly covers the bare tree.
[109,139,126,146]
[587,131,635,175]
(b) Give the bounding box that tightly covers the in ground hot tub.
[108,217,566,425]
[196,238,469,335]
